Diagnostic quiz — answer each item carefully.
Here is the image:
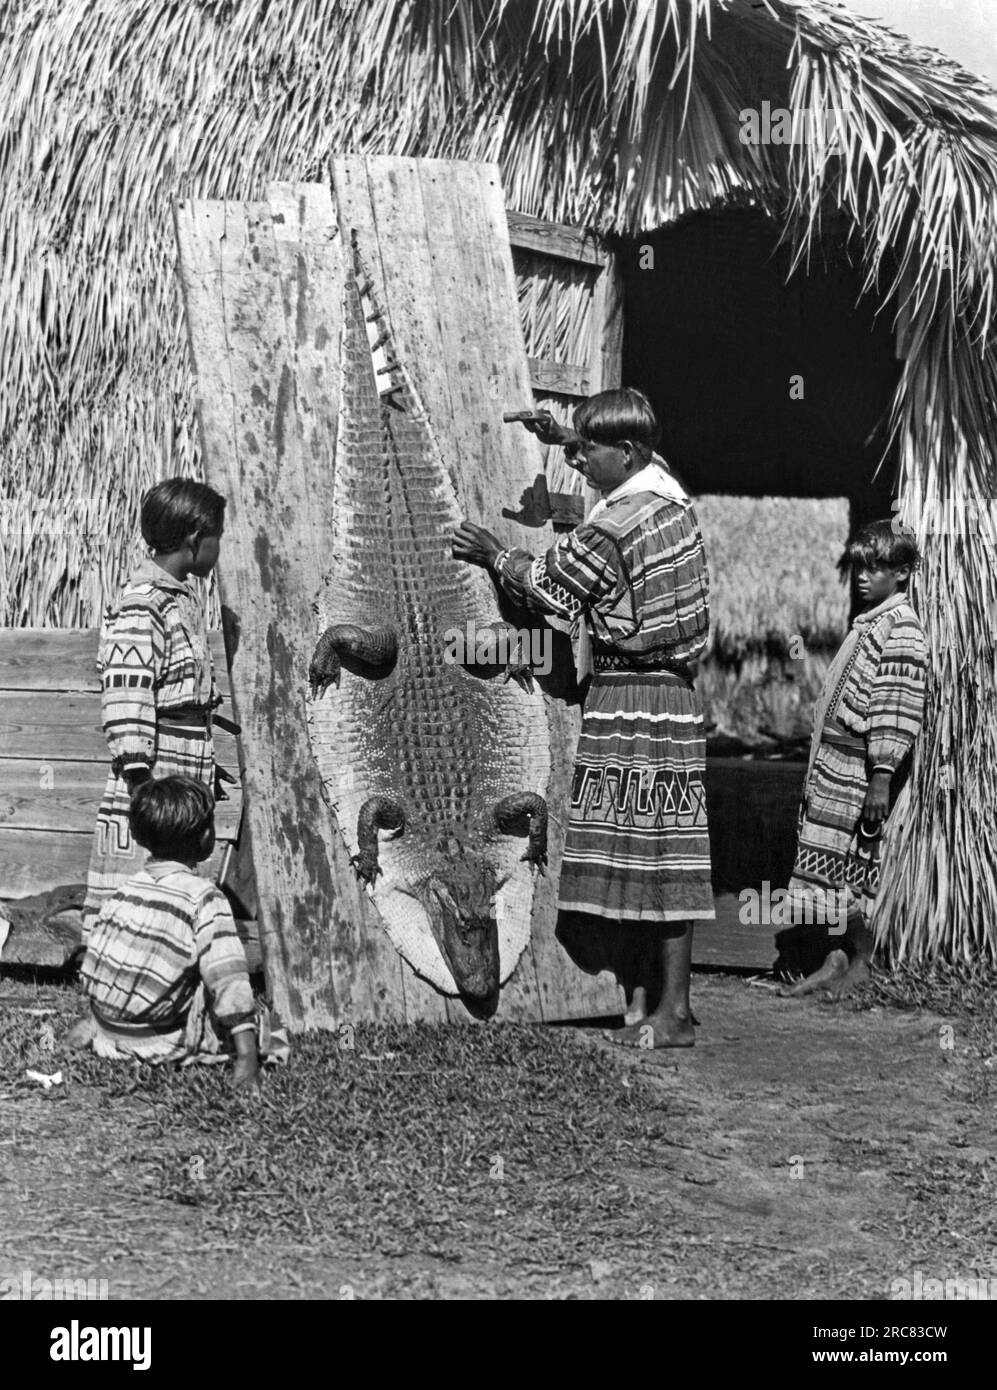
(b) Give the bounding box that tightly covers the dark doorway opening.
[618,207,900,521]
[616,209,903,898]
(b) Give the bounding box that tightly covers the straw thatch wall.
[2,0,996,963]
[696,495,849,663]
[694,494,849,745]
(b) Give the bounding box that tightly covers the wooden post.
[174,189,407,1031]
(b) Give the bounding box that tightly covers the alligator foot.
[493,792,548,872]
[461,621,538,693]
[352,795,406,887]
[310,623,398,698]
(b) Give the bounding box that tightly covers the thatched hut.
[2,0,996,964]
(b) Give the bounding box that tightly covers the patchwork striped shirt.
[81,860,254,1036]
[97,558,219,776]
[495,491,710,665]
[820,597,929,773]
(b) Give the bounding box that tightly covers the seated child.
[78,776,286,1086]
[779,520,928,999]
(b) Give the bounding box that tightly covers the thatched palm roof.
[2,0,996,964]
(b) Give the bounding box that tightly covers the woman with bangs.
[454,388,714,1047]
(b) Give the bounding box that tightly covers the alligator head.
[420,833,500,1016]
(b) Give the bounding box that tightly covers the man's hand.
[520,412,582,450]
[231,1028,261,1094]
[452,521,504,569]
[861,769,891,828]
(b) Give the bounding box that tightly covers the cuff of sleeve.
[494,549,510,575]
[113,755,155,778]
[225,1019,257,1035]
[871,764,896,774]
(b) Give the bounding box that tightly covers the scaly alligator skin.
[306,235,551,1014]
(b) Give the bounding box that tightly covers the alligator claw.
[465,621,539,692]
[502,662,535,694]
[354,795,406,888]
[493,792,548,873]
[310,623,398,699]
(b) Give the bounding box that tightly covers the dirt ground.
[1,971,994,1300]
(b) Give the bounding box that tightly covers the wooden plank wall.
[0,630,242,898]
[174,184,411,1033]
[175,166,623,1028]
[331,156,621,1023]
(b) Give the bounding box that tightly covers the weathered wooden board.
[0,629,232,696]
[506,211,607,267]
[0,692,239,771]
[0,629,244,903]
[0,759,240,837]
[174,186,408,1032]
[332,157,623,1022]
[0,830,91,898]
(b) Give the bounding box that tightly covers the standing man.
[453,388,714,1046]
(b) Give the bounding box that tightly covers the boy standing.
[781,521,929,998]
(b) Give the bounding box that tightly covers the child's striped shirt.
[81,860,254,1040]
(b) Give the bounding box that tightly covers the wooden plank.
[527,357,593,397]
[417,161,619,1020]
[333,158,621,1023]
[0,829,91,898]
[332,156,520,1024]
[0,629,231,699]
[506,210,607,267]
[0,758,240,838]
[175,189,406,1032]
[0,692,239,770]
[592,252,625,393]
[267,179,408,1023]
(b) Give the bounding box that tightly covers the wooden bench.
[0,629,244,901]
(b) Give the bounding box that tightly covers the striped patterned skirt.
[558,664,715,923]
[81,712,215,939]
[787,728,882,923]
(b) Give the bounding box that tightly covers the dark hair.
[141,478,226,555]
[845,519,922,578]
[573,388,661,461]
[129,776,215,861]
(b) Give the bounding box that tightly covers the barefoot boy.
[78,776,281,1086]
[780,520,928,999]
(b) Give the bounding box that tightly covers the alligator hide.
[306,236,551,1012]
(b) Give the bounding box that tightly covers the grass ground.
[1,966,995,1300]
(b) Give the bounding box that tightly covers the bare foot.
[624,987,648,1026]
[826,956,871,1000]
[779,949,849,998]
[604,1014,695,1050]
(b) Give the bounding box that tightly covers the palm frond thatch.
[2,0,996,964]
[695,494,850,662]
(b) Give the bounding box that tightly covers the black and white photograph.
[0,0,995,1344]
